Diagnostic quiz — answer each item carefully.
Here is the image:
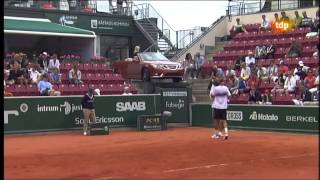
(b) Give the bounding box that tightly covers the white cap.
[298,60,304,66]
[94,89,100,96]
[42,52,48,56]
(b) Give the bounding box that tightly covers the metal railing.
[172,16,226,61]
[226,0,318,16]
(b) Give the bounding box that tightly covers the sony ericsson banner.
[190,104,319,133]
[4,95,161,134]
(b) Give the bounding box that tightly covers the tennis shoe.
[83,132,87,136]
[224,136,228,140]
[211,134,221,139]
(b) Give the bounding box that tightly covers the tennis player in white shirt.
[210,78,231,140]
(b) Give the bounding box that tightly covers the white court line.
[164,153,317,173]
[94,177,114,180]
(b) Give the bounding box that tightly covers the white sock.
[218,131,222,136]
[224,128,228,136]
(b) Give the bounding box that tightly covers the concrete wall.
[177,17,228,63]
[227,7,319,33]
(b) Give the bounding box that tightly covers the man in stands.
[267,59,278,82]
[239,62,251,92]
[245,73,260,93]
[259,14,271,32]
[7,61,28,85]
[277,70,297,95]
[28,63,41,84]
[48,53,60,73]
[227,72,239,96]
[300,11,314,28]
[245,51,256,73]
[293,60,309,81]
[272,13,281,24]
[294,11,303,28]
[280,11,290,22]
[38,52,49,72]
[37,73,61,96]
[195,53,205,79]
[286,41,302,58]
[303,69,316,90]
[230,18,247,37]
[248,86,262,104]
[278,60,289,83]
[257,63,268,82]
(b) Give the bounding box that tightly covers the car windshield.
[139,52,168,61]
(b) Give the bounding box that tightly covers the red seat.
[26,84,38,96]
[95,73,105,83]
[14,85,27,96]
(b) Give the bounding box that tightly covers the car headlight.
[152,64,164,69]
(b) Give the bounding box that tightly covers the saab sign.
[116,101,146,112]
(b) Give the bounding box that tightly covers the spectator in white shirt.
[68,63,83,84]
[259,14,271,32]
[256,64,268,82]
[239,62,251,92]
[122,86,132,95]
[245,51,256,66]
[28,64,41,84]
[48,54,60,72]
[277,71,297,95]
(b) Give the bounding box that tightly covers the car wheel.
[142,68,151,82]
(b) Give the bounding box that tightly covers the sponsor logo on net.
[227,111,243,121]
[249,111,278,121]
[165,99,185,109]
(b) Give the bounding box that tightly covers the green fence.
[4,95,161,134]
[190,103,319,133]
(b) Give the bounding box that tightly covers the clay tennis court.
[5,127,319,180]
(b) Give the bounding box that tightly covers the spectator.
[227,73,239,96]
[272,13,281,26]
[50,67,62,84]
[278,60,289,82]
[7,61,28,85]
[278,70,297,95]
[245,51,256,66]
[300,11,314,28]
[182,53,195,79]
[292,82,316,106]
[239,62,251,92]
[225,64,236,79]
[271,77,284,94]
[267,59,278,82]
[68,63,83,84]
[37,73,61,96]
[280,11,290,22]
[248,86,262,104]
[230,18,247,37]
[259,14,271,31]
[38,52,49,71]
[309,71,319,100]
[304,68,316,90]
[257,64,269,82]
[122,86,132,95]
[195,53,205,79]
[287,41,302,58]
[133,45,140,58]
[28,63,41,84]
[211,65,224,82]
[246,73,260,92]
[261,89,273,105]
[20,53,29,69]
[293,60,309,81]
[48,53,60,72]
[234,56,245,71]
[294,11,303,28]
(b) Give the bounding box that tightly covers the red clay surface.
[4,127,319,180]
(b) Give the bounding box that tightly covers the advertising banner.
[4,95,160,134]
[160,88,189,123]
[191,104,319,133]
[44,13,134,35]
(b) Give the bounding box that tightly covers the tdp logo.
[116,101,146,112]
